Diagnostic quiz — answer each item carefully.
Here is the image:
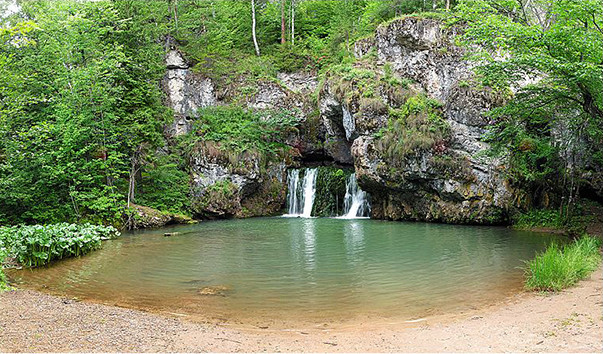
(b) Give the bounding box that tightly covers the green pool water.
[10,218,558,326]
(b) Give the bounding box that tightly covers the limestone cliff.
[164,17,531,223]
[317,17,523,224]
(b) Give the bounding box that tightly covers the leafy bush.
[0,243,8,290]
[137,153,191,215]
[375,94,450,165]
[0,223,120,268]
[184,106,301,155]
[525,236,602,292]
[514,209,565,229]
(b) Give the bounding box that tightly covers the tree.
[281,0,286,44]
[290,0,295,46]
[454,0,603,214]
[251,0,260,56]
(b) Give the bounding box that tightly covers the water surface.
[10,218,558,326]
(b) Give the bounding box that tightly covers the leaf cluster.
[0,223,120,268]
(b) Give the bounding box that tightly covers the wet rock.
[128,204,195,229]
[198,285,231,296]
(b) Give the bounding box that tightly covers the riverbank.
[1,267,601,352]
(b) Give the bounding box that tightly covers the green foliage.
[376,94,450,165]
[325,58,412,110]
[453,0,603,209]
[525,236,602,291]
[136,154,191,215]
[0,242,8,290]
[175,0,448,78]
[184,106,301,155]
[0,0,169,225]
[514,209,565,229]
[0,223,120,268]
[312,167,352,217]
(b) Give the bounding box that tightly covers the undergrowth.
[375,94,450,165]
[182,106,301,156]
[525,236,602,292]
[514,209,565,229]
[0,244,8,291]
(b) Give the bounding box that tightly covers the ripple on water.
[9,217,559,326]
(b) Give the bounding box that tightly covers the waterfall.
[341,173,370,219]
[284,168,318,217]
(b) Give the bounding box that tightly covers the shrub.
[525,236,602,292]
[0,223,120,268]
[513,209,565,229]
[137,154,191,215]
[375,94,450,166]
[0,242,8,291]
[184,106,301,156]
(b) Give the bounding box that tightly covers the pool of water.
[9,218,558,326]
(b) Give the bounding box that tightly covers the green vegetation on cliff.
[312,167,351,217]
[454,0,603,222]
[376,94,449,163]
[184,106,300,155]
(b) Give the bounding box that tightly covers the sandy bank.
[0,267,601,352]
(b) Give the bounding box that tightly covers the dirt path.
[1,267,601,353]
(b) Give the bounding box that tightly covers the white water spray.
[341,173,370,219]
[284,168,318,217]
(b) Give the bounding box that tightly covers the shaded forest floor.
[0,268,601,352]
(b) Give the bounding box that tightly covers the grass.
[525,236,602,292]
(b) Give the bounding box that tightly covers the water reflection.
[344,220,365,259]
[302,218,316,271]
[9,218,560,325]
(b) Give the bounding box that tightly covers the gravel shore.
[1,267,601,352]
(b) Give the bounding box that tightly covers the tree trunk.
[281,0,286,44]
[290,0,295,46]
[446,0,450,11]
[433,0,437,11]
[127,150,138,208]
[251,0,260,56]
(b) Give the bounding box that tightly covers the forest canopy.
[0,0,600,226]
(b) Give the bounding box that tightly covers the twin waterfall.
[284,168,370,218]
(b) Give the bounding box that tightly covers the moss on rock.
[312,167,353,217]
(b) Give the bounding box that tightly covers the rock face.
[188,142,287,218]
[319,17,521,224]
[163,17,529,224]
[164,50,216,137]
[162,50,321,219]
